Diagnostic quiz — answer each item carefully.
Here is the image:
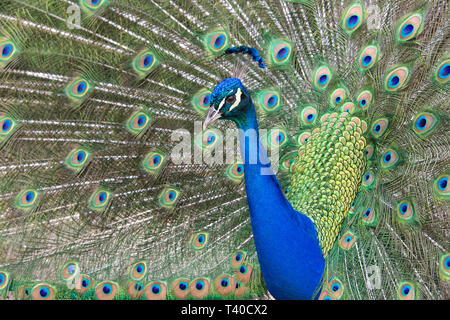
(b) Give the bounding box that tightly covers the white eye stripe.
[229,88,242,112]
[217,88,243,113]
[217,96,226,111]
[217,89,234,111]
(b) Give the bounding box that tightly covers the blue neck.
[235,102,325,300]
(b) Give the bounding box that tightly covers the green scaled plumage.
[0,0,448,301]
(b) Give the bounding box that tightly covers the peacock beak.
[203,106,223,130]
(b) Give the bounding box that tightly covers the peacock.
[0,0,448,301]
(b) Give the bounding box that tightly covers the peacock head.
[203,77,252,130]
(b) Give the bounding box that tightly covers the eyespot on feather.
[300,106,318,125]
[95,281,118,300]
[341,102,355,114]
[370,118,389,139]
[268,39,292,66]
[65,78,92,102]
[200,129,221,149]
[356,90,373,110]
[0,39,18,67]
[397,282,416,300]
[15,188,39,210]
[0,271,9,291]
[361,207,377,226]
[17,285,32,299]
[159,187,180,208]
[75,274,93,295]
[0,40,16,60]
[432,174,449,199]
[234,263,252,283]
[234,281,247,298]
[144,281,167,300]
[60,261,80,281]
[0,115,16,140]
[204,30,229,54]
[127,281,144,299]
[384,66,410,92]
[330,88,347,107]
[81,0,109,11]
[319,290,335,300]
[267,128,288,148]
[313,65,332,90]
[142,150,166,174]
[192,89,213,114]
[190,278,210,299]
[396,12,423,42]
[256,90,282,113]
[65,148,91,172]
[226,162,244,182]
[363,144,375,160]
[412,111,439,137]
[339,231,356,250]
[341,3,364,34]
[280,152,296,172]
[328,277,344,299]
[192,232,208,250]
[132,50,157,77]
[231,250,246,268]
[358,45,379,70]
[439,253,450,281]
[214,275,235,296]
[31,283,55,300]
[349,198,357,214]
[130,261,147,280]
[171,278,190,299]
[380,148,400,170]
[126,110,151,135]
[396,199,415,222]
[362,170,376,189]
[434,59,450,84]
[297,131,311,145]
[88,188,111,211]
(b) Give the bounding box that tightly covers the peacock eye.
[226,94,236,104]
